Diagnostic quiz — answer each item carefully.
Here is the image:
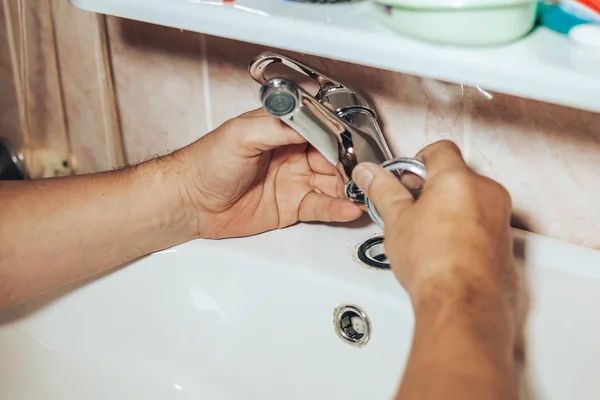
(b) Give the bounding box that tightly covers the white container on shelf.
[373,0,538,45]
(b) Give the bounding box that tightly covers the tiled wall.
[0,0,121,174]
[2,3,600,249]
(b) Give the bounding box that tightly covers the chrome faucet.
[249,52,393,204]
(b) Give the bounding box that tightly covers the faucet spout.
[249,52,393,203]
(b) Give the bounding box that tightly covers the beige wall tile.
[353,73,466,158]
[107,18,208,164]
[50,0,117,173]
[19,0,68,151]
[467,90,600,248]
[204,36,262,128]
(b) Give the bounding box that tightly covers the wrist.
[408,236,513,303]
[134,155,200,243]
[407,276,518,400]
[412,259,507,309]
[412,265,515,341]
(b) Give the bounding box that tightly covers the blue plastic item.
[537,1,590,34]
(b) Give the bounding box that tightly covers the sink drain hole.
[357,236,390,269]
[334,305,371,347]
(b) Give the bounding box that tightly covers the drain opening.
[357,236,390,269]
[334,305,371,347]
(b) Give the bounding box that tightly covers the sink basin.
[1,221,600,399]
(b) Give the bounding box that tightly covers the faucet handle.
[249,52,374,114]
[249,51,332,87]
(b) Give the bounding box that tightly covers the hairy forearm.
[397,273,517,400]
[0,158,195,308]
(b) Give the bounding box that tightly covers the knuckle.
[438,168,474,189]
[458,174,513,215]
[430,140,463,158]
[268,116,286,132]
[222,116,243,135]
[436,170,511,208]
[226,115,269,145]
[253,115,284,138]
[238,108,265,118]
[489,180,512,212]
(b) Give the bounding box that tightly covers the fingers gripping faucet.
[248,52,426,228]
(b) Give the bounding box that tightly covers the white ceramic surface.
[1,221,600,399]
[69,0,600,113]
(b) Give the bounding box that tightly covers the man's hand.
[175,109,362,239]
[0,109,362,308]
[352,140,515,301]
[352,140,519,400]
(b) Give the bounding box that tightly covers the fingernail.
[352,163,374,193]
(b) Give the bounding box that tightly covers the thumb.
[236,113,306,155]
[352,162,414,223]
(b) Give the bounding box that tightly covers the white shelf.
[71,0,600,113]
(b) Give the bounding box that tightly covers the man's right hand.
[352,140,520,400]
[352,140,515,306]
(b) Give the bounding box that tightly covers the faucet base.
[345,181,365,204]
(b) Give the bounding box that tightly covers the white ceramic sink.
[1,220,600,399]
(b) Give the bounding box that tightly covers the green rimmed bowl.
[373,0,538,45]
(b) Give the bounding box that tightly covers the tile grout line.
[17,0,31,146]
[94,16,117,168]
[200,34,213,133]
[95,21,112,167]
[45,0,73,170]
[97,15,126,168]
